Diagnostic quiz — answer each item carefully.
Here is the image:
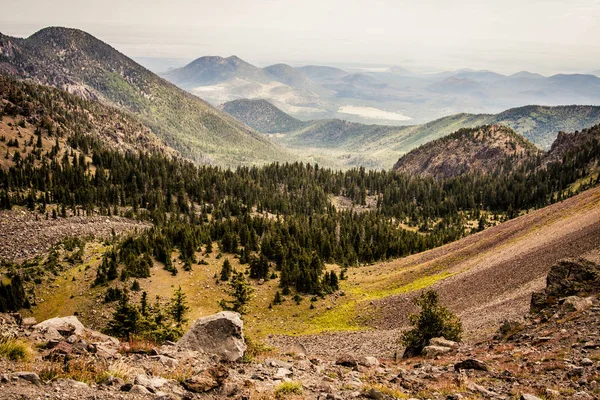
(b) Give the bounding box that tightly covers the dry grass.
[0,338,34,361]
[274,381,303,398]
[38,358,109,384]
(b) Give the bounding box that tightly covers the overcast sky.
[1,0,599,74]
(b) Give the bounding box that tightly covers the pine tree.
[220,258,232,281]
[273,290,283,305]
[219,271,254,314]
[140,291,148,317]
[107,294,140,340]
[169,286,189,328]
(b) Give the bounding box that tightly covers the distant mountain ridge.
[0,27,288,166]
[163,54,600,130]
[220,97,600,169]
[393,123,600,178]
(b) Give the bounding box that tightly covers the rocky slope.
[1,257,599,399]
[393,124,542,178]
[0,74,178,163]
[0,28,288,166]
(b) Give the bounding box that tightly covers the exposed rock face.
[393,124,542,178]
[531,258,600,313]
[177,312,246,362]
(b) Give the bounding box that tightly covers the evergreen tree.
[107,294,140,340]
[169,286,189,328]
[219,271,254,314]
[220,258,232,281]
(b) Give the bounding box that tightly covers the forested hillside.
[0,28,287,166]
[1,74,599,309]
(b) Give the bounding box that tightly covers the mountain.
[297,65,348,81]
[545,123,600,164]
[162,55,268,87]
[0,27,287,166]
[493,105,600,148]
[163,56,329,118]
[428,77,486,95]
[220,99,307,133]
[223,98,600,169]
[263,63,314,90]
[392,125,542,178]
[0,74,178,168]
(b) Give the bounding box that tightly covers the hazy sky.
[1,0,599,74]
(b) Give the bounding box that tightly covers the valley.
[0,20,600,400]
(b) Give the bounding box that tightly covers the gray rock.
[430,337,459,348]
[563,296,594,312]
[422,345,452,357]
[134,374,169,389]
[129,384,151,395]
[266,358,293,369]
[21,317,37,327]
[33,316,85,337]
[364,387,384,399]
[454,359,489,371]
[581,358,594,366]
[177,311,246,362]
[273,368,292,379]
[11,372,41,385]
[358,356,379,367]
[150,354,179,367]
[520,394,542,400]
[55,378,89,390]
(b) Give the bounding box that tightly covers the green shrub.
[400,290,462,356]
[274,381,303,398]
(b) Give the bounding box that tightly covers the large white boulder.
[33,316,85,337]
[177,311,246,362]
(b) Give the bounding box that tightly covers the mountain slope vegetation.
[0,27,288,166]
[220,99,307,133]
[221,98,600,169]
[393,125,543,178]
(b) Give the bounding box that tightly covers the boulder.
[129,384,151,395]
[134,374,169,390]
[183,365,229,393]
[273,368,292,380]
[430,337,458,348]
[11,372,41,386]
[336,354,359,368]
[33,316,85,337]
[358,356,379,367]
[520,394,542,400]
[562,296,593,312]
[177,311,246,362]
[531,258,600,313]
[422,345,452,357]
[454,359,489,371]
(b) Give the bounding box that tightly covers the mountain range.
[221,98,600,169]
[162,55,600,127]
[0,27,289,166]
